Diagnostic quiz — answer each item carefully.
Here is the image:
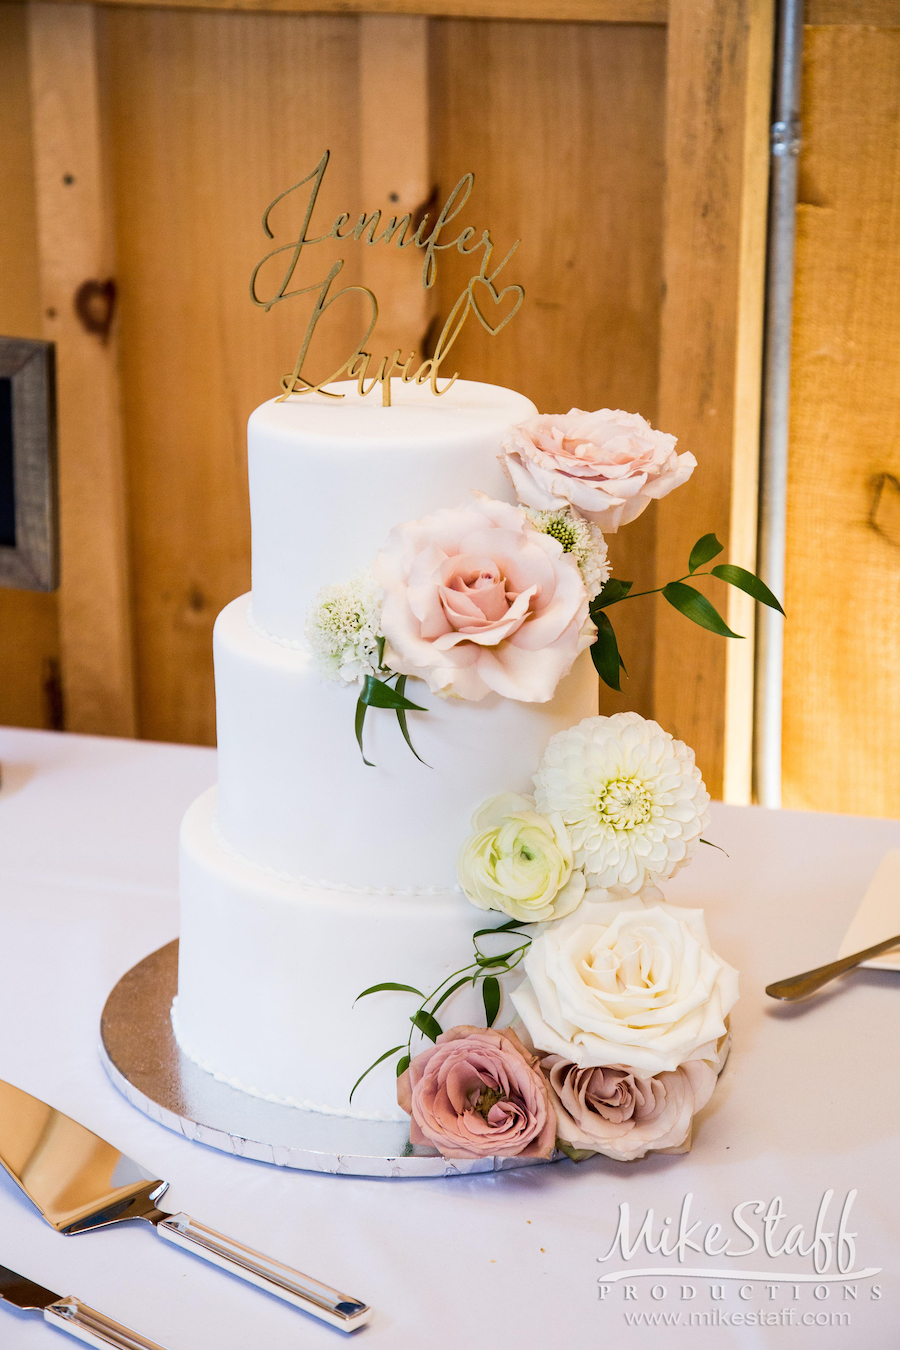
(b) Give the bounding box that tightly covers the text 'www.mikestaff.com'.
[622,1309,851,1328]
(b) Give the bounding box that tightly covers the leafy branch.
[355,636,429,767]
[588,533,784,691]
[349,919,532,1103]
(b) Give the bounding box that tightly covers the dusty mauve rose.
[372,494,594,702]
[543,1045,724,1163]
[397,1025,556,1160]
[500,409,697,532]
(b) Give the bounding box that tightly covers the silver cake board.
[99,941,561,1179]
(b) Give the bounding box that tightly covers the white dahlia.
[533,712,710,894]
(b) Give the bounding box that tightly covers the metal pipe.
[753,0,805,809]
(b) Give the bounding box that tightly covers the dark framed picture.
[0,337,58,591]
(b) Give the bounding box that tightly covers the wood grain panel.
[29,2,136,736]
[430,19,666,718]
[783,26,900,816]
[654,0,773,801]
[48,0,668,24]
[0,3,61,731]
[359,16,432,364]
[104,8,365,744]
[806,1,900,23]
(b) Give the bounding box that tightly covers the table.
[0,725,898,1350]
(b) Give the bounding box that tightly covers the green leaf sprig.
[355,636,429,767]
[349,918,531,1103]
[588,534,784,691]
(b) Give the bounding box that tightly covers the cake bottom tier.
[175,787,502,1121]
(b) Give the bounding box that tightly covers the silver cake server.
[0,1079,371,1333]
[0,1261,169,1349]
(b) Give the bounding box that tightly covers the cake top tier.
[249,377,534,446]
[248,378,536,643]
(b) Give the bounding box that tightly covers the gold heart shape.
[468,275,524,336]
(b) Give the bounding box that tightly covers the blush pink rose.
[372,494,594,702]
[500,409,697,532]
[397,1025,556,1160]
[543,1051,721,1163]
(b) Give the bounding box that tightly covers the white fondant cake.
[174,378,599,1119]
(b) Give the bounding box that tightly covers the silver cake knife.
[0,1078,371,1333]
[0,1262,170,1350]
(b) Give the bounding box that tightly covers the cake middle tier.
[215,593,599,892]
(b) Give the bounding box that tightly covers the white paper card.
[837,849,900,970]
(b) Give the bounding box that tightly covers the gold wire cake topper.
[250,150,525,408]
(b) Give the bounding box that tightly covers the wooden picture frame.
[0,337,59,592]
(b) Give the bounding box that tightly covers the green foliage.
[394,675,430,766]
[354,696,374,767]
[482,976,501,1027]
[410,1009,442,1043]
[431,976,472,1014]
[710,563,785,614]
[349,1044,407,1103]
[355,672,428,767]
[592,577,633,610]
[355,982,424,1002]
[590,611,626,691]
[662,581,743,638]
[360,674,426,712]
[699,837,729,856]
[473,919,526,937]
[584,529,783,688]
[688,533,724,573]
[352,920,533,1098]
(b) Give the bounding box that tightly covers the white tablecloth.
[0,726,899,1350]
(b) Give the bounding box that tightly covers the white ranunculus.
[457,793,586,924]
[533,712,710,895]
[511,897,738,1076]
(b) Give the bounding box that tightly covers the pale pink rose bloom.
[543,1052,719,1163]
[500,408,697,532]
[372,494,594,702]
[397,1025,556,1160]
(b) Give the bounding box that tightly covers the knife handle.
[44,1298,169,1350]
[155,1212,371,1333]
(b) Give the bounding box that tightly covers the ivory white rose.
[456,793,586,923]
[372,493,594,703]
[533,712,710,894]
[511,897,739,1076]
[500,408,696,532]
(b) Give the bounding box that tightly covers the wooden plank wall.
[104,8,367,745]
[0,3,61,730]
[0,0,771,810]
[102,10,669,746]
[430,18,666,721]
[30,3,137,736]
[655,0,772,802]
[783,22,900,817]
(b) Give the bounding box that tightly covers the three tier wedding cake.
[172,375,741,1163]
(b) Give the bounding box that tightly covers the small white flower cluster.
[524,506,610,600]
[305,571,384,684]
